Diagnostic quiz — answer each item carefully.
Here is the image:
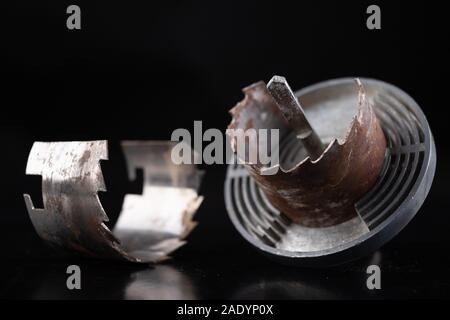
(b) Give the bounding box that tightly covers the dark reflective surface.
[2,247,450,299]
[1,154,449,300]
[2,204,450,300]
[1,1,449,300]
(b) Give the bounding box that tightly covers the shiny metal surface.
[267,75,325,160]
[24,140,203,263]
[225,78,436,266]
[114,141,204,262]
[228,78,387,227]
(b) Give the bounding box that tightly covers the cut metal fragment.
[267,75,325,160]
[24,140,203,263]
[228,78,386,227]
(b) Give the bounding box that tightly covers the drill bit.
[267,75,325,160]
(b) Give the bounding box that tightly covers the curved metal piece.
[225,78,436,266]
[24,140,203,263]
[228,78,387,227]
[113,141,204,263]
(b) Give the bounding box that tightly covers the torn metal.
[228,77,386,228]
[24,140,203,263]
[267,75,325,160]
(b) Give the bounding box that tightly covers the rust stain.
[228,80,387,227]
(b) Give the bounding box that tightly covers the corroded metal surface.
[24,140,203,263]
[228,79,386,227]
[267,76,325,160]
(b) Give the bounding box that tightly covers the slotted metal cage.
[225,78,436,266]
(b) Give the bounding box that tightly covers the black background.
[1,1,449,299]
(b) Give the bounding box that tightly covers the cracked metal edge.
[227,79,386,227]
[24,140,203,263]
[113,141,204,263]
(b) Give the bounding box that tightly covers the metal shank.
[267,76,325,160]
